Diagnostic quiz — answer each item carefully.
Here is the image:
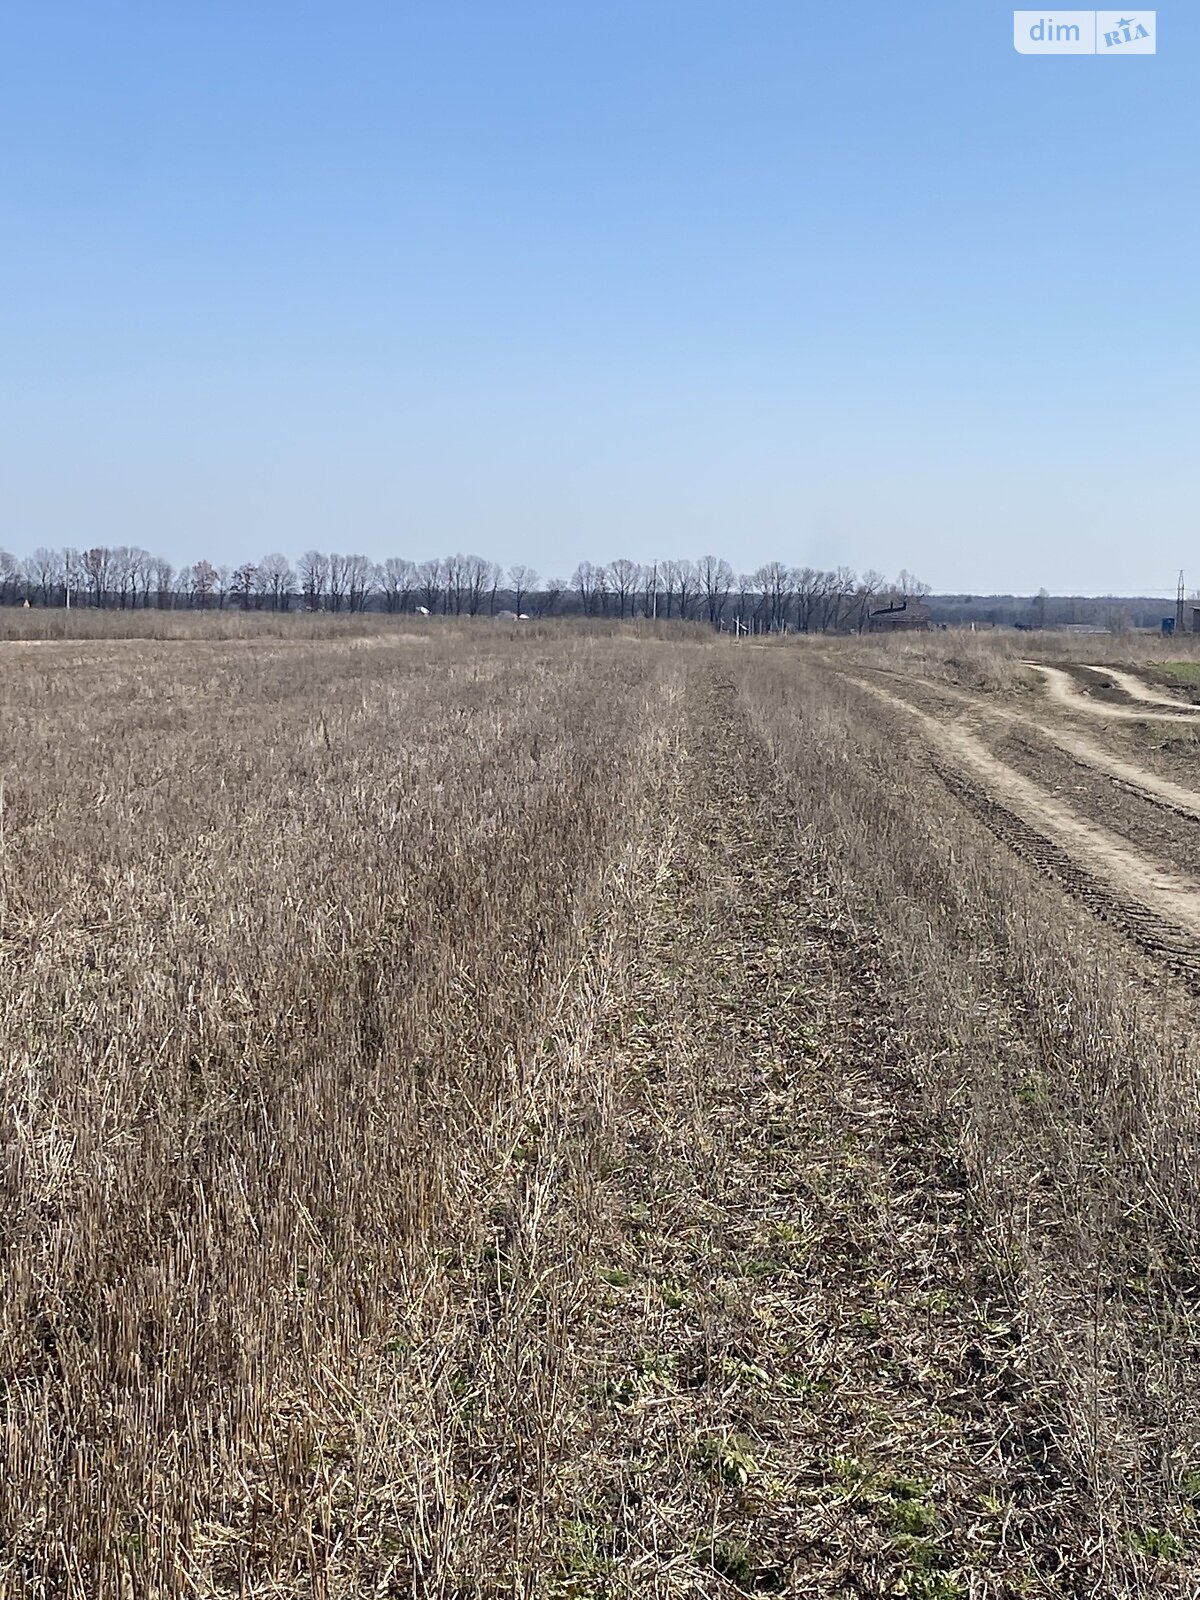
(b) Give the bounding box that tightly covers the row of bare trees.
[0,545,929,630]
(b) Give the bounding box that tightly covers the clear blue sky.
[1,3,1192,593]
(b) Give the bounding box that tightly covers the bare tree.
[0,551,23,605]
[735,573,754,632]
[462,554,495,616]
[852,569,885,632]
[344,554,376,612]
[59,548,80,608]
[299,551,329,611]
[0,537,944,632]
[440,553,465,614]
[749,566,771,631]
[131,548,155,608]
[326,553,352,612]
[674,559,699,621]
[792,567,820,633]
[897,569,932,599]
[230,562,257,610]
[83,547,111,607]
[259,553,296,611]
[190,560,217,609]
[660,559,682,618]
[537,576,565,616]
[417,558,444,615]
[23,548,63,606]
[151,556,174,610]
[380,557,416,613]
[109,547,136,609]
[819,566,856,633]
[639,562,660,619]
[508,564,538,616]
[698,555,733,626]
[755,562,792,632]
[572,561,601,616]
[608,558,639,618]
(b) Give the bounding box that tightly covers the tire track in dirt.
[1079,664,1199,709]
[845,675,1200,983]
[864,665,1200,824]
[1023,662,1200,721]
[1011,722,1200,823]
[984,730,1200,879]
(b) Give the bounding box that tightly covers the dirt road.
[1022,661,1200,721]
[846,669,1200,981]
[1080,663,1197,708]
[872,667,1200,822]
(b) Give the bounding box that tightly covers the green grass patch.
[697,1537,788,1592]
[1158,660,1200,683]
[694,1431,759,1486]
[1128,1526,1186,1559]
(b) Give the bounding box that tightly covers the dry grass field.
[6,621,1200,1597]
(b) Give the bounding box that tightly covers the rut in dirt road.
[848,674,1200,984]
[869,665,1200,824]
[1079,663,1199,709]
[1023,661,1200,721]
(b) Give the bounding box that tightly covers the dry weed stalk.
[3,626,1198,1596]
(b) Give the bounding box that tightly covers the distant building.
[867,598,930,632]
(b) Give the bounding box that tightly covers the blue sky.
[0,2,1192,593]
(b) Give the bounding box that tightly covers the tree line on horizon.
[0,545,934,631]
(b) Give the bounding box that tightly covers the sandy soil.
[873,668,1200,822]
[1079,664,1197,708]
[1022,662,1200,721]
[848,673,1200,966]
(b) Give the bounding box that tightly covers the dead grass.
[0,609,712,644]
[831,625,1200,697]
[0,607,408,641]
[0,629,686,1594]
[747,654,1200,1591]
[3,629,1199,1595]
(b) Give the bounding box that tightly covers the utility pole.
[1177,569,1185,634]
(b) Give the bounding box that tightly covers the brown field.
[6,622,1200,1597]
